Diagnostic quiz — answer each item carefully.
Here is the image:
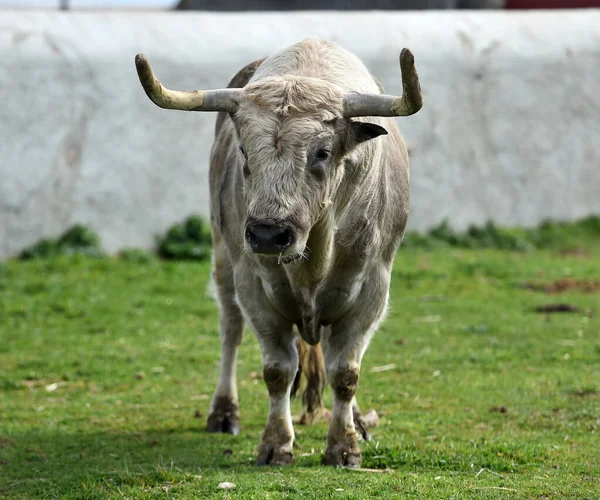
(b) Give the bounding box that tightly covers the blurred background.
[3,0,600,9]
[1,0,599,258]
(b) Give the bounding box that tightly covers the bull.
[135,37,422,467]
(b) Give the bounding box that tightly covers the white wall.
[1,10,599,258]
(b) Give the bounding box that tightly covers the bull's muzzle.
[245,223,294,255]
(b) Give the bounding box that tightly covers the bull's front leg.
[207,243,244,435]
[254,328,298,465]
[235,272,299,465]
[321,270,390,467]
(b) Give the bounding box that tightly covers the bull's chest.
[260,273,362,327]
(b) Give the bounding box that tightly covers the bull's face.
[234,98,387,263]
[134,50,422,264]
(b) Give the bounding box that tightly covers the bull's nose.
[245,224,293,254]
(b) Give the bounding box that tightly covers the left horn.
[342,48,423,118]
[135,53,244,113]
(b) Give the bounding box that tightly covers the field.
[1,224,599,499]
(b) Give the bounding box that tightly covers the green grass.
[1,238,599,498]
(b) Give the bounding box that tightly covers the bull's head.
[135,49,422,263]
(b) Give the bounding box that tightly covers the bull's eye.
[315,148,331,162]
[239,146,246,158]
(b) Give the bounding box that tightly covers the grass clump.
[19,224,103,260]
[16,216,214,263]
[157,215,212,261]
[402,215,600,252]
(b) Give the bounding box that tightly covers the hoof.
[256,446,295,466]
[322,447,362,468]
[206,397,240,435]
[354,408,379,441]
[296,407,332,426]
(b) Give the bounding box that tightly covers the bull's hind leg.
[295,340,328,426]
[293,342,377,433]
[207,242,244,435]
[351,397,379,441]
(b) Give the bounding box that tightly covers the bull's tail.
[291,337,326,425]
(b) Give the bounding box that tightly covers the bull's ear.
[347,121,388,148]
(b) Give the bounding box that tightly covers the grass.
[1,230,599,498]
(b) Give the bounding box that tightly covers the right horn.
[135,53,244,114]
[342,48,423,118]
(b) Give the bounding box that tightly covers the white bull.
[135,37,423,467]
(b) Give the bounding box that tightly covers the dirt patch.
[0,438,16,449]
[559,247,592,258]
[488,405,508,413]
[522,278,600,294]
[535,304,581,314]
[570,388,600,398]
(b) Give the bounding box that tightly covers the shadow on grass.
[1,425,344,498]
[1,421,537,499]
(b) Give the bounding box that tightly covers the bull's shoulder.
[336,122,409,263]
[215,58,266,134]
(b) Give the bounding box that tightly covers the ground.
[0,240,599,498]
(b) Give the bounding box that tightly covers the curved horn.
[342,48,423,118]
[135,54,244,113]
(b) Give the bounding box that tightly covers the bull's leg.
[321,271,390,467]
[294,342,375,431]
[207,243,244,435]
[321,347,364,468]
[296,341,327,426]
[232,265,298,465]
[351,396,379,441]
[255,328,298,465]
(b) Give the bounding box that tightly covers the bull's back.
[214,59,265,135]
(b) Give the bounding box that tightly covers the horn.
[135,54,244,113]
[342,48,423,118]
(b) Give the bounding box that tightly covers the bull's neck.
[284,210,335,344]
[335,144,385,224]
[285,209,335,290]
[285,144,383,289]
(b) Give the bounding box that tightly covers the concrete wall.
[1,10,599,258]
